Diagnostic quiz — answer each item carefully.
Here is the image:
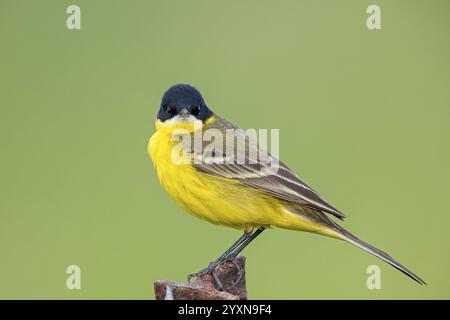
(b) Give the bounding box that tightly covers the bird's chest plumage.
[148,128,233,225]
[148,127,275,229]
[149,130,199,207]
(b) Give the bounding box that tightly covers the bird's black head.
[157,84,213,122]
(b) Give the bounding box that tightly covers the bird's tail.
[331,224,426,285]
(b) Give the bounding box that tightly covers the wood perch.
[154,256,247,300]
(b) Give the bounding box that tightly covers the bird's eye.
[191,105,200,116]
[167,106,176,116]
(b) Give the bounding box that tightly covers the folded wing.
[190,116,346,220]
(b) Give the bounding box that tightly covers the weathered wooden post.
[154,256,247,300]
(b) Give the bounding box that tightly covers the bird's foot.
[212,257,245,291]
[228,258,245,288]
[187,261,219,282]
[187,257,244,292]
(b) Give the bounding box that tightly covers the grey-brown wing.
[190,116,346,220]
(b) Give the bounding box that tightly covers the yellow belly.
[148,124,339,237]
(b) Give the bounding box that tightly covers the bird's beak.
[178,108,190,117]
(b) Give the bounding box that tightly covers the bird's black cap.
[158,84,213,122]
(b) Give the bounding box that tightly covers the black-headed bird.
[148,83,425,285]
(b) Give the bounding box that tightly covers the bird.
[148,83,426,285]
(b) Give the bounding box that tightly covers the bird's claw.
[212,269,224,291]
[213,258,244,290]
[187,257,244,291]
[229,258,245,288]
[187,261,217,282]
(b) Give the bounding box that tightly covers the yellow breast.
[148,118,277,229]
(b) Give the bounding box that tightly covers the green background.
[1,0,449,299]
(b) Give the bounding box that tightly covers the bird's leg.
[187,231,251,282]
[187,227,266,283]
[211,227,265,288]
[226,227,265,260]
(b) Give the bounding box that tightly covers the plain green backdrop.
[0,0,449,299]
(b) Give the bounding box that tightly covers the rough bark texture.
[154,256,247,300]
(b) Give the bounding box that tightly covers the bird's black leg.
[187,229,256,282]
[226,227,265,260]
[187,227,266,282]
[217,227,265,286]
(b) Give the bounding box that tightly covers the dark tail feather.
[333,225,426,285]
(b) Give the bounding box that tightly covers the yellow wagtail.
[148,84,425,285]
